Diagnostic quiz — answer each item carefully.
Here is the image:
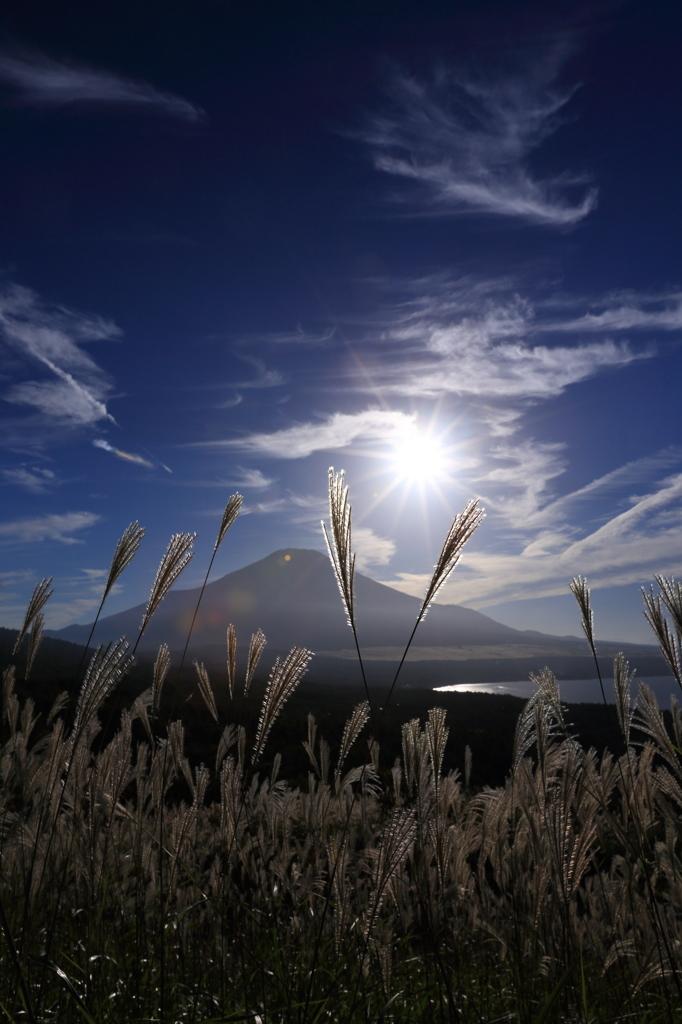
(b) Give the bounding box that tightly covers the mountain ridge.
[46,547,655,658]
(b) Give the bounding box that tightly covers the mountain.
[48,547,565,654]
[36,548,671,686]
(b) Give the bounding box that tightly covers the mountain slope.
[49,547,557,653]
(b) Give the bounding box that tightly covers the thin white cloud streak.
[191,409,418,459]
[383,471,682,609]
[0,285,118,431]
[543,293,682,333]
[0,511,99,544]
[480,440,567,524]
[93,439,154,468]
[239,498,289,516]
[222,468,275,489]
[0,50,204,121]
[235,325,338,348]
[353,280,654,402]
[374,320,644,401]
[2,466,56,493]
[521,448,682,528]
[235,357,285,389]
[359,52,597,226]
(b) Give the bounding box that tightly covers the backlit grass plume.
[655,574,682,636]
[72,638,134,740]
[24,613,44,681]
[613,652,635,746]
[12,577,53,657]
[244,628,266,698]
[364,809,417,939]
[420,499,484,618]
[152,643,171,713]
[139,532,195,638]
[227,624,237,699]
[322,467,374,718]
[322,468,355,629]
[642,584,682,688]
[335,700,370,781]
[194,660,218,722]
[570,575,596,654]
[103,521,145,605]
[252,646,312,763]
[215,493,243,553]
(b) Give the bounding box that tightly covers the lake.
[435,676,681,705]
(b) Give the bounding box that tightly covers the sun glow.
[389,429,449,483]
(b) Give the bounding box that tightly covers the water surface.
[434,676,680,705]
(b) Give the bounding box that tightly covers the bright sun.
[389,430,448,483]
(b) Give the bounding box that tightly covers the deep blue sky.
[1,0,681,642]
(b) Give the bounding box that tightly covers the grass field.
[2,474,682,1023]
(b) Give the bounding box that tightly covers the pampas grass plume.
[140,532,195,636]
[12,577,53,657]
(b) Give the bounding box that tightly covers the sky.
[1,0,681,643]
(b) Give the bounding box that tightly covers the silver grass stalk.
[103,521,145,604]
[46,690,69,726]
[634,683,679,768]
[166,496,241,709]
[364,809,417,939]
[335,700,371,780]
[252,646,313,763]
[227,623,237,699]
[569,576,596,654]
[2,666,16,720]
[420,500,484,618]
[216,723,237,772]
[139,532,195,637]
[152,643,171,713]
[194,660,218,722]
[530,667,566,732]
[655,574,682,639]
[425,707,449,779]
[464,744,472,789]
[613,653,635,745]
[12,577,53,656]
[642,585,682,686]
[72,638,134,740]
[322,468,355,629]
[24,612,44,680]
[570,575,614,707]
[322,468,375,722]
[244,628,266,697]
[215,493,243,552]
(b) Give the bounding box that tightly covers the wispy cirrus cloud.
[0,49,205,121]
[542,291,682,333]
[223,468,275,489]
[0,284,119,440]
[235,325,338,348]
[353,527,396,570]
[354,277,650,401]
[93,439,154,468]
[235,357,285,389]
[358,48,597,226]
[384,458,682,611]
[0,511,99,544]
[2,466,56,493]
[191,409,418,459]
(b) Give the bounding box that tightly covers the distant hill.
[45,548,661,671]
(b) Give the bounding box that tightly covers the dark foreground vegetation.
[3,476,682,1023]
